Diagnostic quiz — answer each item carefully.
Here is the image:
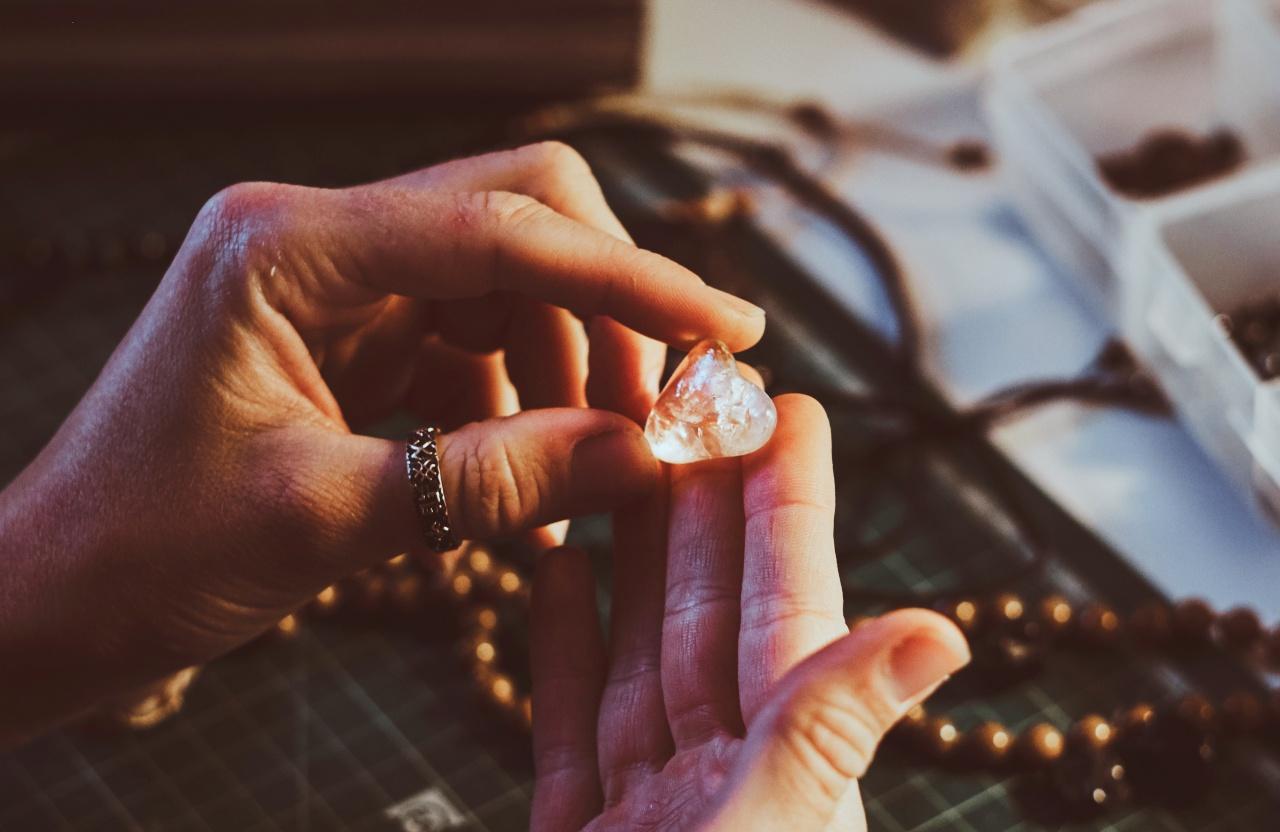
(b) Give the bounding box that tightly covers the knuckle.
[461,190,545,229]
[196,182,289,256]
[772,687,886,800]
[444,424,541,536]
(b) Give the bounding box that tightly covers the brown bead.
[469,637,497,666]
[920,717,961,758]
[449,572,474,600]
[1071,715,1114,750]
[1129,602,1172,647]
[1216,606,1263,650]
[465,546,495,576]
[1173,598,1215,644]
[273,614,301,640]
[990,593,1026,628]
[467,605,499,633]
[1173,695,1215,731]
[496,568,524,596]
[1038,595,1074,636]
[961,722,1013,766]
[1222,691,1264,734]
[487,673,517,708]
[1017,722,1065,768]
[1076,603,1121,647]
[1114,703,1156,736]
[354,573,388,611]
[936,599,981,635]
[310,584,341,616]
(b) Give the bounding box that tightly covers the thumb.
[701,610,970,832]
[277,408,659,575]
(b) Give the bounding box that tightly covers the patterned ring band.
[405,426,461,552]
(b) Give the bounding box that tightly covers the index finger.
[737,394,847,726]
[203,181,765,352]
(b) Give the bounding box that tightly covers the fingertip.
[846,608,971,706]
[772,393,831,437]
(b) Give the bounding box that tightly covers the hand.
[530,395,971,831]
[0,141,767,745]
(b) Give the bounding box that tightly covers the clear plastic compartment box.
[986,0,1280,321]
[1135,167,1280,518]
[985,0,1280,518]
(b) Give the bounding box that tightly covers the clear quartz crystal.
[644,339,777,464]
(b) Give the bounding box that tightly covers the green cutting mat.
[0,117,1277,831]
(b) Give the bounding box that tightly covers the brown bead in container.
[1097,128,1245,200]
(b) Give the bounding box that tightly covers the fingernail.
[709,286,766,319]
[886,629,970,707]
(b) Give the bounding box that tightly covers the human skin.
[0,141,967,830]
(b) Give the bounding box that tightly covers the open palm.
[529,395,970,831]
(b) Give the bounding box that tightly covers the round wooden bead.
[1114,706,1214,807]
[1076,604,1121,647]
[936,599,982,635]
[1038,595,1074,637]
[961,722,1013,767]
[920,717,961,758]
[1216,606,1263,650]
[1070,714,1114,751]
[1017,722,1065,768]
[354,573,388,611]
[1129,602,1172,647]
[1173,598,1215,644]
[1115,703,1156,733]
[1173,694,1215,731]
[273,614,301,640]
[310,584,342,616]
[990,593,1026,629]
[467,605,499,633]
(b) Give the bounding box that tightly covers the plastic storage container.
[986,0,1280,518]
[1220,0,1280,146]
[986,0,1280,322]
[1132,166,1280,518]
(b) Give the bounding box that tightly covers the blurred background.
[4,1,1280,830]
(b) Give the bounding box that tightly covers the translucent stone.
[644,339,777,464]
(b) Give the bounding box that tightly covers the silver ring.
[406,426,460,552]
